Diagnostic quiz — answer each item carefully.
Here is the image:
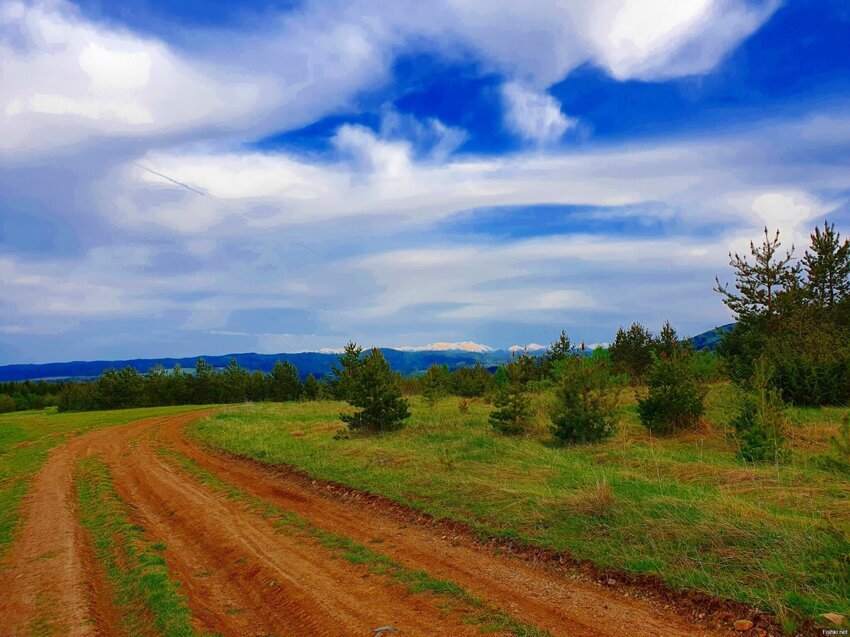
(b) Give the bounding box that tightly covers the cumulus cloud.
[501,83,576,143]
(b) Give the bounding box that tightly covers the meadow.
[188,384,850,631]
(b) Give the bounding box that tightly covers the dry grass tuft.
[564,480,615,518]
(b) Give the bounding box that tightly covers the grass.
[187,384,850,630]
[158,446,549,637]
[75,456,199,636]
[0,405,203,558]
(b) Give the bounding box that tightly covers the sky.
[1,0,849,364]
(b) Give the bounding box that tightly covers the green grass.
[158,447,548,637]
[0,405,204,557]
[188,384,850,630]
[75,456,199,636]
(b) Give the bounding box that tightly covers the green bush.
[637,353,706,435]
[550,357,621,444]
[732,358,789,463]
[0,394,16,413]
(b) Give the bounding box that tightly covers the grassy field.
[0,405,202,557]
[188,384,850,631]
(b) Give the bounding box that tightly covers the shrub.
[489,363,531,435]
[732,357,789,463]
[637,352,706,435]
[340,348,410,433]
[0,394,16,413]
[550,356,621,444]
[422,364,451,408]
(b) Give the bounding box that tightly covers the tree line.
[3,220,848,471]
[52,359,323,412]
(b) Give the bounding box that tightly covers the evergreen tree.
[340,348,410,433]
[656,320,678,358]
[544,330,572,367]
[803,221,850,309]
[451,362,493,397]
[145,364,169,406]
[733,357,789,463]
[550,355,620,444]
[248,370,267,401]
[193,358,216,404]
[422,363,451,408]
[303,374,320,401]
[269,360,303,401]
[489,362,531,435]
[330,342,364,400]
[714,227,800,323]
[609,322,656,380]
[637,351,705,435]
[493,365,509,389]
[220,358,249,403]
[97,366,144,409]
[170,364,190,405]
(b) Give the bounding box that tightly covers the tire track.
[163,415,732,637]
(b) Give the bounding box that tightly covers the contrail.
[132,162,325,260]
[133,162,241,214]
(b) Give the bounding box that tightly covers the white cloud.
[0,1,270,156]
[501,82,576,143]
[0,0,778,160]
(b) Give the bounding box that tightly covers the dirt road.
[1,412,735,636]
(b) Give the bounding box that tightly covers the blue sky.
[1,0,849,363]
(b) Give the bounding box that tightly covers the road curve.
[2,411,732,636]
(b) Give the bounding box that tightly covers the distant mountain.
[0,328,733,382]
[0,348,516,382]
[508,343,546,352]
[688,323,734,351]
[394,341,494,353]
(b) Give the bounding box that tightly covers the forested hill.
[0,349,513,382]
[0,325,733,382]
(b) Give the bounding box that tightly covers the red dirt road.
[2,412,735,636]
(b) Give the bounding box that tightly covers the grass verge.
[158,446,548,637]
[75,456,199,637]
[187,385,850,631]
[0,405,203,558]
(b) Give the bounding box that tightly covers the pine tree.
[193,358,216,404]
[303,374,320,401]
[221,358,250,403]
[269,360,303,401]
[803,221,850,309]
[609,322,656,380]
[330,341,364,400]
[422,363,450,408]
[656,320,678,358]
[542,330,572,376]
[637,351,705,435]
[340,348,410,433]
[550,354,620,444]
[733,356,789,463]
[715,227,800,322]
[489,362,531,435]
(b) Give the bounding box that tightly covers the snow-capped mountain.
[394,341,493,353]
[507,343,547,352]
